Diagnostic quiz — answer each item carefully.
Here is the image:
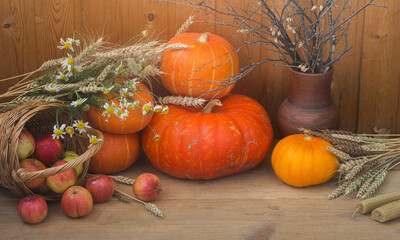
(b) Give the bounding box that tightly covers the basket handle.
[12,137,103,183]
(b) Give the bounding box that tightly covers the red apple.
[17,195,48,224]
[17,129,35,160]
[35,133,63,166]
[84,174,115,203]
[46,160,77,194]
[19,158,47,189]
[132,173,162,202]
[61,186,93,218]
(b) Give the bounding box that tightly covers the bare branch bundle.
[163,0,386,75]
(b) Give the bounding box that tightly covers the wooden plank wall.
[0,0,399,134]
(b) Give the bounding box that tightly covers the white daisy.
[115,62,124,75]
[55,71,67,81]
[133,100,141,109]
[120,88,133,97]
[65,126,74,137]
[125,102,134,110]
[115,108,129,120]
[73,120,91,134]
[88,134,102,148]
[129,78,140,90]
[142,30,149,37]
[52,124,66,139]
[67,65,83,76]
[153,105,162,113]
[142,102,153,115]
[61,53,74,69]
[70,98,88,107]
[103,86,114,95]
[57,38,74,51]
[153,134,160,142]
[44,84,59,93]
[102,103,115,118]
[67,38,80,47]
[161,106,169,115]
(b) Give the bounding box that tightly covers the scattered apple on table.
[34,133,63,166]
[46,160,77,194]
[19,158,47,189]
[61,186,93,218]
[16,129,35,160]
[84,174,115,203]
[133,173,162,202]
[17,195,48,224]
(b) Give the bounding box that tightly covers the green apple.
[61,151,79,159]
[63,156,83,176]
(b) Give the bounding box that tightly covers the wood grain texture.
[0,152,399,240]
[0,0,399,134]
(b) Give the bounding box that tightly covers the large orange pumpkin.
[160,32,239,100]
[89,131,140,174]
[86,82,154,134]
[271,134,339,187]
[142,94,273,180]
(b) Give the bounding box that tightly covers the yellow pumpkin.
[271,134,338,187]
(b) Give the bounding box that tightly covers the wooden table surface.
[1,151,399,240]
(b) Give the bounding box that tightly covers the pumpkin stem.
[197,32,210,43]
[303,135,313,141]
[202,99,222,113]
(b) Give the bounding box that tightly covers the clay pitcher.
[277,68,340,137]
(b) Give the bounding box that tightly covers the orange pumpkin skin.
[86,83,154,134]
[89,131,140,174]
[160,32,239,100]
[142,94,273,180]
[271,134,339,187]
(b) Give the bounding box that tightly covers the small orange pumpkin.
[160,32,239,100]
[86,82,154,134]
[271,134,338,187]
[89,131,140,174]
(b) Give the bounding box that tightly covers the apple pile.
[16,129,163,224]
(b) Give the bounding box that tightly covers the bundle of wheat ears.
[299,128,400,200]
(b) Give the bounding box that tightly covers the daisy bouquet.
[0,31,170,147]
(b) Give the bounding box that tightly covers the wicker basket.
[0,101,103,200]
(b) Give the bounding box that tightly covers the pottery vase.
[277,68,340,137]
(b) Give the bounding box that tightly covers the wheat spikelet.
[159,96,206,107]
[322,129,357,136]
[335,144,366,157]
[75,37,104,65]
[44,83,77,91]
[361,171,387,199]
[94,41,161,60]
[109,175,135,185]
[145,203,165,218]
[356,169,379,198]
[38,58,63,70]
[142,65,162,78]
[165,43,191,50]
[343,164,364,182]
[14,95,60,103]
[330,134,364,143]
[338,158,368,175]
[357,135,390,143]
[329,182,350,200]
[175,15,194,36]
[326,146,351,161]
[344,167,372,196]
[77,86,103,93]
[97,65,113,82]
[361,143,388,152]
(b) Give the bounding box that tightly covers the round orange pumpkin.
[160,32,239,100]
[89,131,140,174]
[142,94,274,180]
[86,82,154,134]
[271,134,339,187]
